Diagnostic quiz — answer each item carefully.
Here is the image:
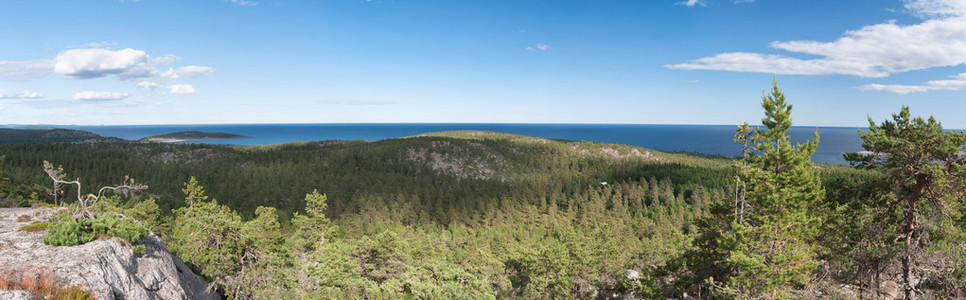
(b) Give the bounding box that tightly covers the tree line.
[1,80,964,298]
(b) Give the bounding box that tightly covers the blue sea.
[62,124,865,165]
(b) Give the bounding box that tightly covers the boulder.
[625,269,641,280]
[0,290,32,300]
[879,280,902,300]
[0,207,218,300]
[834,284,859,300]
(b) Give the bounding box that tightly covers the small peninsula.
[0,128,124,145]
[139,131,250,143]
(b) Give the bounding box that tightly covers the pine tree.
[845,106,966,300]
[720,80,824,298]
[182,176,208,206]
[169,177,248,293]
[289,189,331,258]
[677,80,824,299]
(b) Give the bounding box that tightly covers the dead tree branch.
[42,161,147,219]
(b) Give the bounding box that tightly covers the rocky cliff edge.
[0,207,219,300]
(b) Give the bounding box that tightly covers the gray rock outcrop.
[0,290,33,300]
[0,207,219,300]
[880,280,902,300]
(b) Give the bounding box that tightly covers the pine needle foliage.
[675,80,824,299]
[722,81,824,298]
[845,106,966,299]
[43,213,149,253]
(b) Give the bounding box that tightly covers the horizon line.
[2,122,876,129]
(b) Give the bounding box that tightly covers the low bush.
[31,202,58,209]
[18,222,49,232]
[43,213,149,253]
[16,215,31,222]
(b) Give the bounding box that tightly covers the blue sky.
[1,0,966,128]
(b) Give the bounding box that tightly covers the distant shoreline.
[139,131,251,143]
[6,123,888,130]
[47,124,865,165]
[141,136,251,143]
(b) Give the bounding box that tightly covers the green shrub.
[42,213,149,253]
[31,202,58,209]
[53,285,94,300]
[43,214,96,246]
[93,196,162,234]
[18,222,49,232]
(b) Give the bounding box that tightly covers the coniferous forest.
[1,82,965,299]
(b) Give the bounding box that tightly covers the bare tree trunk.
[904,251,914,300]
[739,181,746,224]
[43,162,145,220]
[734,180,747,224]
[735,180,740,221]
[904,196,917,300]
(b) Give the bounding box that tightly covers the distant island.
[0,128,124,145]
[0,128,250,145]
[139,131,250,143]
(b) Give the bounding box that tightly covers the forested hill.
[0,128,914,298]
[0,130,735,219]
[0,128,124,145]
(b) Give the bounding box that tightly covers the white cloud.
[668,52,888,77]
[667,0,966,78]
[0,60,55,81]
[857,73,966,94]
[84,41,118,48]
[677,0,750,7]
[0,48,211,83]
[151,54,182,66]
[73,91,130,101]
[855,84,932,94]
[0,89,43,99]
[225,0,257,6]
[526,43,551,51]
[137,81,158,90]
[55,48,155,79]
[322,99,396,105]
[904,0,966,18]
[167,66,214,79]
[28,48,214,81]
[168,84,196,94]
[679,0,707,7]
[138,82,198,95]
[43,48,214,79]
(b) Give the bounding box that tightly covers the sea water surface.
[63,124,864,165]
